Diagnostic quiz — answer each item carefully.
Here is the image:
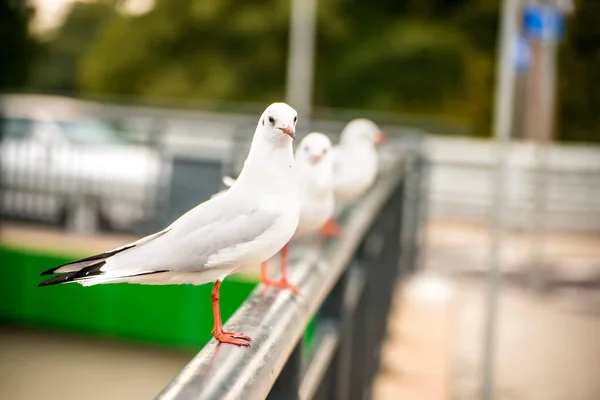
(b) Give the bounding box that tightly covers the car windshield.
[57,120,127,145]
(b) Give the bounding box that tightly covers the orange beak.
[375,131,387,145]
[279,126,296,140]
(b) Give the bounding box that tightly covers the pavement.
[372,220,600,400]
[452,279,600,400]
[372,275,454,400]
[0,327,193,400]
[423,221,600,282]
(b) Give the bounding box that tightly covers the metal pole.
[523,0,571,288]
[285,0,317,120]
[482,0,521,398]
[529,36,558,288]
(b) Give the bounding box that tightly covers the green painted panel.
[0,245,317,353]
[0,245,256,349]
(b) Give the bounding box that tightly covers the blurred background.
[0,0,599,399]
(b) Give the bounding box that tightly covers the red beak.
[375,131,387,145]
[279,126,296,140]
[311,154,321,163]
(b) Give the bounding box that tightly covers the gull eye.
[304,146,309,153]
[323,148,328,156]
[293,116,297,125]
[268,116,275,124]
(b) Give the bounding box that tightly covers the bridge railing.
[158,148,423,400]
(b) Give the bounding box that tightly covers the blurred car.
[0,95,171,233]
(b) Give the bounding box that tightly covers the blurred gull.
[261,132,335,293]
[293,133,335,238]
[218,132,335,294]
[321,118,386,237]
[38,102,300,347]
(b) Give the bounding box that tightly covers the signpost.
[482,0,521,397]
[522,1,571,291]
[483,1,573,399]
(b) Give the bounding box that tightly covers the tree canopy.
[19,0,600,142]
[0,0,38,91]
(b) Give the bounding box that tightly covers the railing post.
[268,340,303,400]
[371,182,405,374]
[348,277,370,400]
[348,179,407,400]
[319,267,350,400]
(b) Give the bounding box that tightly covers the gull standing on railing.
[38,102,300,347]
[321,118,386,237]
[217,132,335,294]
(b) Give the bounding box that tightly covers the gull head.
[257,102,298,144]
[340,118,386,146]
[296,132,332,166]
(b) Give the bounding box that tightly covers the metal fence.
[0,94,249,234]
[157,151,421,400]
[0,94,429,238]
[426,136,600,232]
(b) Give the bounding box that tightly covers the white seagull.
[218,132,335,294]
[321,118,385,237]
[39,102,300,347]
[260,132,334,293]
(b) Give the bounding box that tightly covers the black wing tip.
[38,272,76,287]
[38,261,106,287]
[38,245,135,277]
[40,267,58,276]
[38,268,169,287]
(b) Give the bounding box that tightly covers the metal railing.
[158,150,421,400]
[426,136,600,232]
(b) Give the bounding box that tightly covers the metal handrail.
[157,151,409,400]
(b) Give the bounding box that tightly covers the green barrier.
[0,245,316,351]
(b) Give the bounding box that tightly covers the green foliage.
[79,0,291,101]
[558,0,600,142]
[18,0,600,142]
[76,0,488,134]
[31,1,117,94]
[0,0,38,91]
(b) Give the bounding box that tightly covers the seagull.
[321,118,385,237]
[260,132,334,294]
[217,133,335,294]
[38,102,300,347]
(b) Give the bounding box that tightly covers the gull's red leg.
[320,218,342,239]
[260,245,301,295]
[211,280,251,346]
[279,244,301,294]
[260,260,272,286]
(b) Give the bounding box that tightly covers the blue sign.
[523,4,565,42]
[514,36,532,72]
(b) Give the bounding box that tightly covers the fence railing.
[158,150,421,400]
[0,94,428,238]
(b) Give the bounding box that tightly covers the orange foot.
[262,278,301,295]
[212,329,252,346]
[320,219,342,238]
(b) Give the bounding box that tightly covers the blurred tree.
[22,0,600,142]
[558,0,600,142]
[32,1,117,94]
[79,0,292,101]
[0,0,38,91]
[315,0,496,135]
[79,0,482,133]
